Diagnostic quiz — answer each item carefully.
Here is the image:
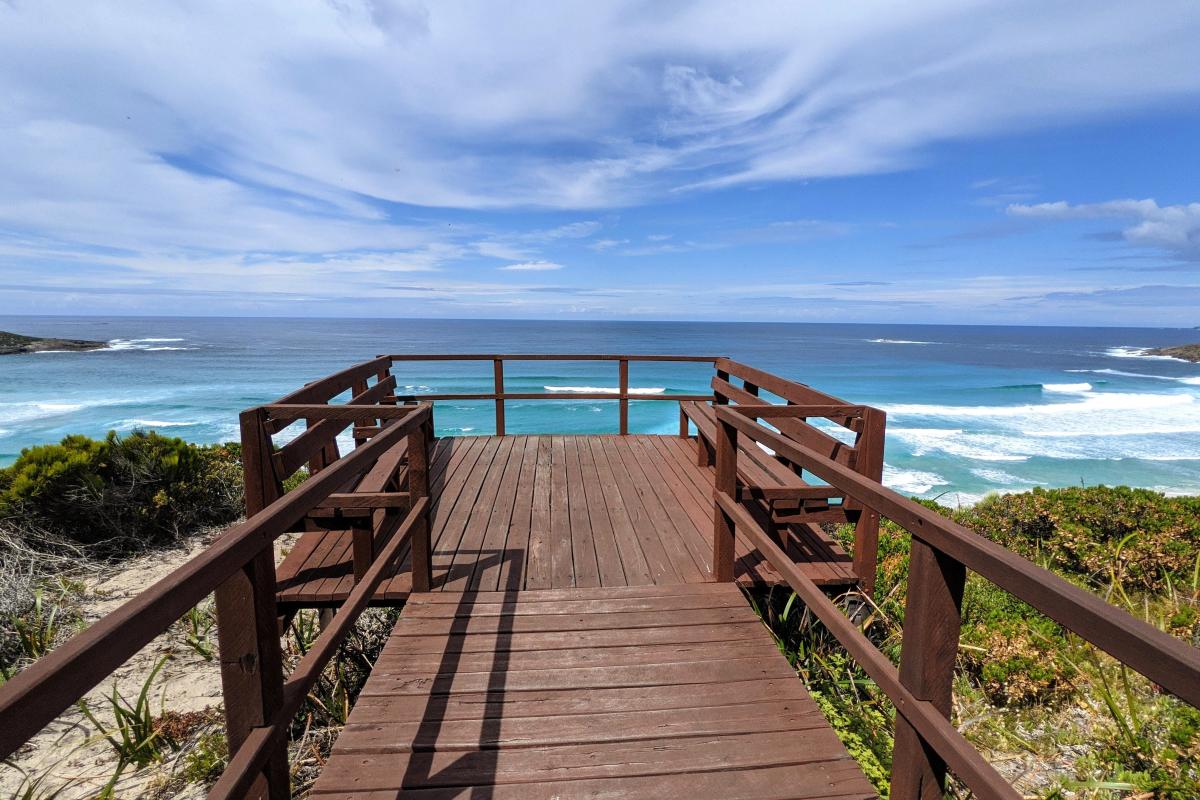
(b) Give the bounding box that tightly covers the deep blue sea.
[3,317,1199,505]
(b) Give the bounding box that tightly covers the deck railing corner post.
[889,538,966,800]
[618,358,629,435]
[851,406,886,597]
[408,406,433,592]
[711,409,738,582]
[493,358,506,436]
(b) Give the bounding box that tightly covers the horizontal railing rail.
[382,353,723,435]
[0,402,435,799]
[710,404,1200,799]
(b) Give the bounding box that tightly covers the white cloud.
[1008,199,1200,260]
[498,260,564,271]
[2,0,1198,221]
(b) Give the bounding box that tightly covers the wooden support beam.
[851,407,885,597]
[214,407,289,800]
[408,424,432,592]
[712,414,738,582]
[493,358,505,436]
[618,359,629,435]
[890,540,966,799]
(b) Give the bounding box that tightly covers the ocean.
[2,316,1199,506]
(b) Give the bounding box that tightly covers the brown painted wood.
[309,584,874,800]
[712,414,738,581]
[715,405,1200,712]
[890,539,966,800]
[492,358,505,436]
[618,357,629,434]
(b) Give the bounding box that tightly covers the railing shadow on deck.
[400,549,523,796]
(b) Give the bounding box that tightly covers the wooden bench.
[681,358,886,594]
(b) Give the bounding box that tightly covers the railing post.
[408,412,433,592]
[852,407,886,597]
[711,411,738,582]
[618,358,629,435]
[351,378,371,449]
[890,538,966,800]
[679,404,688,438]
[493,358,505,436]
[215,408,289,800]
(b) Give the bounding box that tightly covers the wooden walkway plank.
[586,436,655,586]
[311,583,875,800]
[469,436,529,591]
[608,435,707,583]
[595,435,682,584]
[548,435,574,588]
[440,436,515,591]
[523,436,554,590]
[275,433,860,605]
[562,435,602,588]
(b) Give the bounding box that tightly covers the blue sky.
[1,1,1199,325]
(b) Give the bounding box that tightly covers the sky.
[1,1,1199,325]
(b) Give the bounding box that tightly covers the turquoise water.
[3,317,1199,505]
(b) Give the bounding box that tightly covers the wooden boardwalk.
[276,434,856,608]
[310,583,875,799]
[8,357,1198,800]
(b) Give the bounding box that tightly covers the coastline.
[2,317,1198,501]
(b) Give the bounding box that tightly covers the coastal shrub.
[0,432,243,553]
[963,486,1200,592]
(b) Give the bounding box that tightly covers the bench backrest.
[712,358,884,479]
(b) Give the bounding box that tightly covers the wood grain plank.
[548,436,574,588]
[523,437,553,590]
[563,436,601,588]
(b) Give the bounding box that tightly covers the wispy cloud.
[1008,199,1200,261]
[1,3,1199,322]
[498,260,564,271]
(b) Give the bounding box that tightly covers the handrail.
[710,404,1200,798]
[382,353,723,435]
[210,497,429,800]
[0,404,434,783]
[713,493,1019,800]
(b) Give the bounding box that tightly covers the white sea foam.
[868,338,933,345]
[1106,346,1188,362]
[969,467,1032,484]
[1042,382,1092,393]
[884,465,947,494]
[887,390,1199,436]
[544,385,666,395]
[119,419,199,428]
[105,337,191,352]
[1068,368,1200,385]
[38,402,84,412]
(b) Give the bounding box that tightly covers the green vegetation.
[78,655,178,771]
[0,431,243,553]
[177,601,217,662]
[1147,344,1200,362]
[757,486,1200,798]
[0,330,106,355]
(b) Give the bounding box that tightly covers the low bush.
[963,486,1200,593]
[0,431,243,554]
[784,485,1200,796]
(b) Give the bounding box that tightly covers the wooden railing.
[710,404,1200,800]
[385,353,718,435]
[0,401,434,800]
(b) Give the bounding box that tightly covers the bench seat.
[680,400,853,526]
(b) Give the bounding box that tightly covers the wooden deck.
[276,434,856,608]
[309,583,875,799]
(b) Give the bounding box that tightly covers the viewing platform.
[273,355,882,608]
[2,353,1197,800]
